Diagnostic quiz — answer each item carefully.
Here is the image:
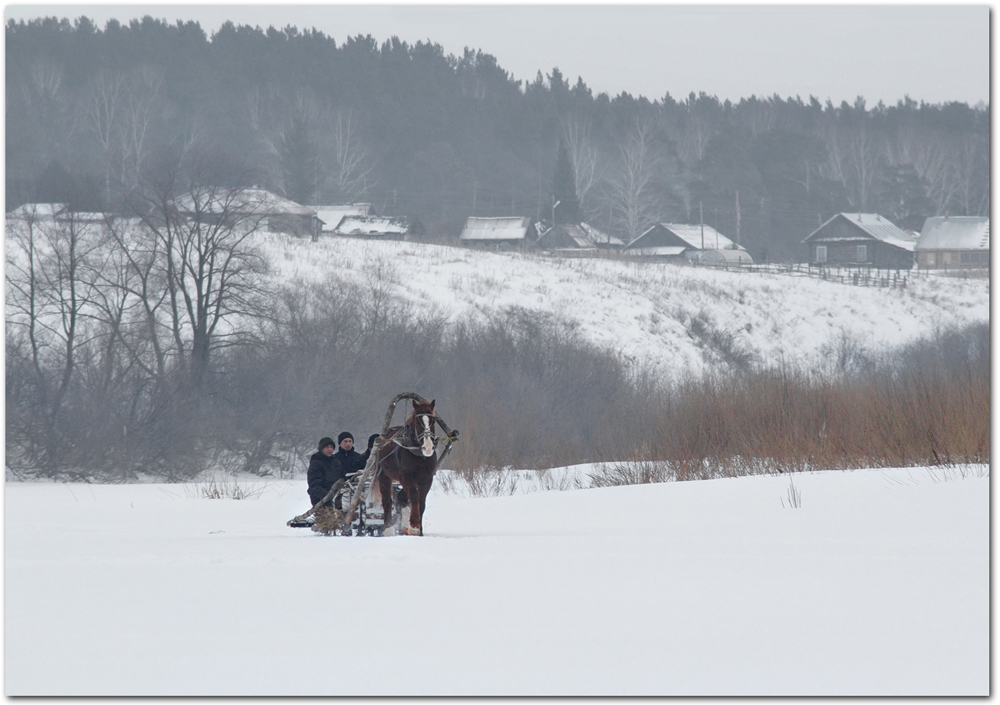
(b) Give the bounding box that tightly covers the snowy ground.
[5,465,988,696]
[261,235,989,379]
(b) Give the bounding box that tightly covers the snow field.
[5,465,988,695]
[259,234,989,379]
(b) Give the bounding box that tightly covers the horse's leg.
[414,475,435,536]
[378,473,393,528]
[401,479,422,536]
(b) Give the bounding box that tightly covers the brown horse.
[373,399,441,536]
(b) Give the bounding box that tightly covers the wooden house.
[579,222,624,250]
[333,215,419,241]
[915,216,989,269]
[535,224,598,253]
[534,222,626,254]
[623,222,751,262]
[803,213,916,269]
[308,203,375,234]
[459,216,536,250]
[174,188,322,239]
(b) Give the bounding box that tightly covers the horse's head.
[410,399,437,457]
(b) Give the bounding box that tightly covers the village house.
[534,221,624,255]
[459,216,536,250]
[174,188,322,239]
[803,213,916,269]
[534,223,599,254]
[307,203,375,234]
[578,222,624,250]
[333,215,420,241]
[915,216,989,270]
[623,222,752,263]
[6,203,109,225]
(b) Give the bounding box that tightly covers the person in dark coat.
[307,432,379,508]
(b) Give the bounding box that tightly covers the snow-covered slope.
[5,466,988,695]
[259,234,988,379]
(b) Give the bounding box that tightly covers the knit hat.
[337,431,354,444]
[318,436,335,450]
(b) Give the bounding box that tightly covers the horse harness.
[382,414,455,459]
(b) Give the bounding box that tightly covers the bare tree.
[324,109,377,202]
[100,215,172,382]
[820,118,884,212]
[85,71,127,201]
[126,165,274,389]
[119,67,164,191]
[561,117,604,216]
[603,119,667,242]
[5,206,104,474]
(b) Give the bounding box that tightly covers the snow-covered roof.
[578,222,624,247]
[917,216,989,252]
[805,213,918,251]
[334,215,411,236]
[308,204,374,231]
[175,189,317,218]
[460,216,533,241]
[535,224,598,250]
[626,223,742,252]
[6,203,69,221]
[661,223,737,250]
[6,204,110,224]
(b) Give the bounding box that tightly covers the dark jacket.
[307,446,371,506]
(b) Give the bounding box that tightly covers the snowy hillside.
[5,465,988,695]
[259,234,989,379]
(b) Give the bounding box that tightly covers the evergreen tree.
[279,113,323,204]
[3,16,989,246]
[550,138,580,224]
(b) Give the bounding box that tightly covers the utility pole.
[700,200,704,249]
[735,190,741,246]
[472,180,478,216]
[536,149,542,221]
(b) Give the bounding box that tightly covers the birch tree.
[604,119,667,242]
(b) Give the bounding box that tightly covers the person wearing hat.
[306,431,381,508]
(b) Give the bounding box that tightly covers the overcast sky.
[5,4,990,106]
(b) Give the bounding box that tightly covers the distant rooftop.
[308,203,374,231]
[917,216,989,251]
[460,216,533,241]
[334,215,411,236]
[806,213,918,251]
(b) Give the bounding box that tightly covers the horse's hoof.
[401,526,421,536]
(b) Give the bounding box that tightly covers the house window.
[961,252,990,264]
[926,252,936,266]
[857,245,867,262]
[816,245,827,263]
